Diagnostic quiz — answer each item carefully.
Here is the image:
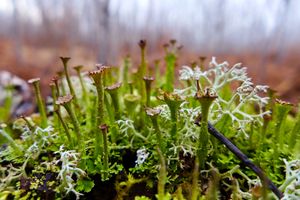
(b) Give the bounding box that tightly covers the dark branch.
[194,119,283,199]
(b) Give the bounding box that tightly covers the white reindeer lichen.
[281,159,300,199]
[177,57,270,137]
[55,145,86,199]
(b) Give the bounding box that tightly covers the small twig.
[194,119,283,199]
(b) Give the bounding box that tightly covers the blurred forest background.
[0,0,299,102]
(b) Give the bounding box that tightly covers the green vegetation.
[0,40,300,199]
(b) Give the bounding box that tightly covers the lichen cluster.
[0,40,299,199]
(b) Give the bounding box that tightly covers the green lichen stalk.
[54,109,72,147]
[60,57,76,99]
[56,95,82,144]
[195,87,217,168]
[138,40,147,105]
[105,82,122,120]
[273,99,292,155]
[100,124,109,181]
[163,39,181,92]
[191,86,217,200]
[158,90,183,142]
[73,65,87,103]
[89,68,106,158]
[143,76,154,107]
[28,78,48,128]
[145,107,167,199]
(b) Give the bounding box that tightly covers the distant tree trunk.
[94,0,110,64]
[12,0,23,66]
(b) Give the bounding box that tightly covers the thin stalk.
[100,124,109,181]
[154,59,161,88]
[54,109,73,148]
[56,95,82,144]
[191,86,217,200]
[164,52,176,92]
[163,40,180,92]
[205,168,220,200]
[60,57,76,100]
[260,114,271,145]
[65,104,80,140]
[273,99,292,158]
[50,82,59,127]
[170,105,178,141]
[158,91,183,142]
[122,55,131,93]
[73,65,88,103]
[89,69,106,158]
[145,107,164,151]
[56,71,66,95]
[195,87,217,169]
[104,93,118,143]
[105,82,122,120]
[145,107,167,199]
[191,156,200,200]
[289,104,300,149]
[124,94,140,119]
[138,40,147,105]
[51,76,60,97]
[28,78,48,128]
[143,76,154,107]
[157,147,167,200]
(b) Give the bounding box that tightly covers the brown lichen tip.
[154,59,160,65]
[190,61,197,67]
[99,124,109,131]
[89,69,104,78]
[199,56,207,62]
[263,113,272,121]
[163,43,169,49]
[275,99,293,106]
[145,107,161,116]
[170,39,177,45]
[28,78,40,84]
[56,71,64,77]
[195,87,218,100]
[105,82,122,91]
[60,57,71,64]
[138,39,147,49]
[56,94,73,105]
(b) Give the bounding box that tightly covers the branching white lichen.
[117,119,147,144]
[281,159,300,199]
[23,126,57,158]
[135,147,150,166]
[0,164,26,192]
[177,57,270,137]
[55,145,86,200]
